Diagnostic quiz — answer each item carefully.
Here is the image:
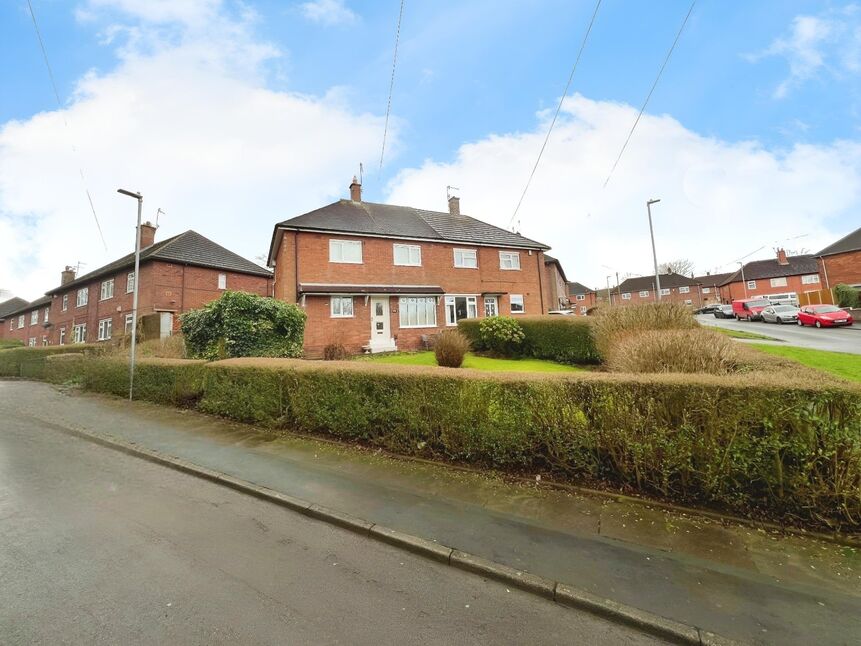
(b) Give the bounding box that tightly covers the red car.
[796,304,854,328]
[732,298,770,321]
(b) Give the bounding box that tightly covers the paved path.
[697,314,861,354]
[0,386,660,645]
[3,382,861,645]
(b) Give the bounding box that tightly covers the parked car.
[732,298,771,321]
[796,304,854,328]
[548,309,575,315]
[760,304,800,324]
[713,304,734,319]
[695,304,721,315]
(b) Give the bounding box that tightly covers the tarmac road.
[697,313,861,354]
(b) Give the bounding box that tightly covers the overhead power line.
[508,0,603,230]
[602,0,696,188]
[26,0,107,251]
[379,0,405,174]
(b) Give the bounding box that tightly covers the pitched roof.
[817,225,861,257]
[270,199,548,263]
[544,254,568,283]
[1,295,51,319]
[720,254,818,285]
[617,272,699,293]
[46,230,271,295]
[567,281,594,295]
[0,297,28,320]
[693,272,734,287]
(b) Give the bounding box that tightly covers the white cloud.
[749,4,861,98]
[0,0,385,299]
[386,95,861,288]
[299,0,357,26]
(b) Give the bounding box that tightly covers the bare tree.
[658,259,696,277]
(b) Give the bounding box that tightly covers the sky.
[1,0,860,300]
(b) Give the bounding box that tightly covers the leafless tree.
[658,258,696,276]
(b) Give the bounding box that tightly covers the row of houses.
[3,178,859,353]
[564,225,861,313]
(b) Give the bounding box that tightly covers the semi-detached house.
[267,178,552,355]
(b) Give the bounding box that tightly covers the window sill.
[329,260,363,265]
[330,315,354,319]
[499,267,521,271]
[399,324,438,329]
[453,265,478,270]
[511,311,525,315]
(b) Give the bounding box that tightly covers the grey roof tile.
[617,273,699,293]
[0,297,28,319]
[817,225,861,257]
[720,255,819,285]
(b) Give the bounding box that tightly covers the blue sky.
[2,0,861,298]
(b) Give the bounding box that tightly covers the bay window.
[398,297,437,328]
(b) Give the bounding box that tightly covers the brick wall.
[1,304,51,345]
[274,230,548,354]
[720,272,822,303]
[614,285,703,308]
[820,251,861,288]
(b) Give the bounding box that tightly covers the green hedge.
[0,345,105,378]
[459,316,599,364]
[74,357,207,406]
[0,339,24,350]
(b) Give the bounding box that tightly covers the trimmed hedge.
[459,316,599,364]
[0,345,105,378]
[14,353,861,529]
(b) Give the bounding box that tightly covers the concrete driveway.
[697,313,861,354]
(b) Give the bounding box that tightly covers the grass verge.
[713,327,780,341]
[750,344,861,383]
[360,351,582,373]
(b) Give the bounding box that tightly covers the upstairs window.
[30,310,38,325]
[621,292,632,300]
[576,294,586,301]
[76,287,88,307]
[127,272,136,293]
[17,315,24,329]
[660,288,671,296]
[499,251,521,270]
[639,290,649,297]
[100,278,114,300]
[770,277,787,288]
[218,273,227,290]
[747,280,757,289]
[801,274,820,285]
[702,287,711,294]
[453,248,477,268]
[329,239,362,264]
[679,286,690,294]
[62,294,68,311]
[393,244,421,266]
[44,307,49,322]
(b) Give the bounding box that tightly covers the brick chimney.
[61,266,76,285]
[448,195,460,216]
[776,248,789,265]
[139,221,157,249]
[349,176,362,202]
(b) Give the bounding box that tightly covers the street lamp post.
[739,261,748,299]
[646,199,662,300]
[117,188,142,401]
[606,275,613,306]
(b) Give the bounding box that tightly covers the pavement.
[0,386,661,646]
[696,314,861,354]
[3,381,861,645]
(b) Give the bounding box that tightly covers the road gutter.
[50,422,744,646]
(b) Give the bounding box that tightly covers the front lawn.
[361,351,582,373]
[750,344,861,383]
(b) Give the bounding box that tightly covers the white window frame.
[125,314,134,335]
[639,290,649,298]
[73,323,87,344]
[398,297,437,328]
[510,294,525,314]
[499,251,521,270]
[43,307,49,323]
[9,319,12,331]
[684,299,692,305]
[30,310,39,325]
[801,274,820,285]
[97,317,112,341]
[444,295,479,325]
[329,239,363,264]
[747,280,757,290]
[218,273,227,290]
[17,315,24,329]
[679,286,691,294]
[59,327,66,345]
[576,294,586,301]
[580,306,587,314]
[484,296,498,317]
[660,288,671,296]
[621,292,632,300]
[393,244,422,267]
[76,287,88,307]
[100,278,114,300]
[702,287,711,294]
[453,248,478,269]
[127,272,136,293]
[62,294,68,311]
[28,337,36,347]
[769,277,787,288]
[330,296,354,318]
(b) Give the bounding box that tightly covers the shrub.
[434,330,469,367]
[0,344,105,378]
[460,316,599,364]
[835,284,860,309]
[606,328,745,374]
[180,291,306,360]
[323,343,349,361]
[592,302,697,359]
[479,316,525,355]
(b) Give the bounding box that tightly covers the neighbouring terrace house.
[816,224,861,290]
[615,272,703,307]
[693,272,735,305]
[1,296,52,346]
[14,226,272,347]
[566,281,598,315]
[543,255,570,310]
[267,178,552,355]
[718,249,821,304]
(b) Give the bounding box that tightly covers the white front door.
[159,312,174,339]
[369,296,396,351]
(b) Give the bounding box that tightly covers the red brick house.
[615,272,703,307]
[543,255,570,310]
[817,225,861,289]
[718,249,821,304]
[267,179,551,355]
[693,272,734,305]
[1,296,51,346]
[566,281,598,315]
[4,227,272,347]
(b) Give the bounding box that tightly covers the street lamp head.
[647,198,661,205]
[117,188,142,200]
